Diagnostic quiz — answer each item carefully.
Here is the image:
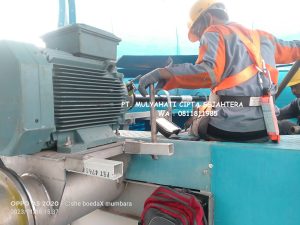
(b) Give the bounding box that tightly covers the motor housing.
[0,24,127,156]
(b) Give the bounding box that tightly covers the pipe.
[50,173,125,225]
[149,84,158,160]
[275,60,300,99]
[20,173,52,225]
[0,168,35,225]
[135,95,206,103]
[149,84,157,143]
[290,126,300,134]
[0,153,129,225]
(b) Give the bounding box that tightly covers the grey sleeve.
[166,32,222,87]
[278,98,300,120]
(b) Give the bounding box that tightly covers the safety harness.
[211,25,280,142]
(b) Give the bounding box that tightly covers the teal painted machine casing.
[0,24,127,156]
[210,137,300,225]
[125,134,300,225]
[0,41,55,155]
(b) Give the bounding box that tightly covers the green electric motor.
[0,24,127,156]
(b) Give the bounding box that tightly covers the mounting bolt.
[64,136,72,147]
[151,155,158,160]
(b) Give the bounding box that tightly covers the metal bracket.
[66,157,123,180]
[124,140,174,156]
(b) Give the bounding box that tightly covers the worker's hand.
[138,69,164,96]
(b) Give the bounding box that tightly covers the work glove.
[138,69,166,97]
[138,57,173,96]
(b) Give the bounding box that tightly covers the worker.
[287,70,300,99]
[277,70,300,134]
[138,0,300,142]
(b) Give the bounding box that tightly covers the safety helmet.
[188,0,227,42]
[287,68,300,87]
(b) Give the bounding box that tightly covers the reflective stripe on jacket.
[164,22,300,132]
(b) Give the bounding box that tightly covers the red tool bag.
[139,186,206,225]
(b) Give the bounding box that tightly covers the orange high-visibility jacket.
[163,23,300,133]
